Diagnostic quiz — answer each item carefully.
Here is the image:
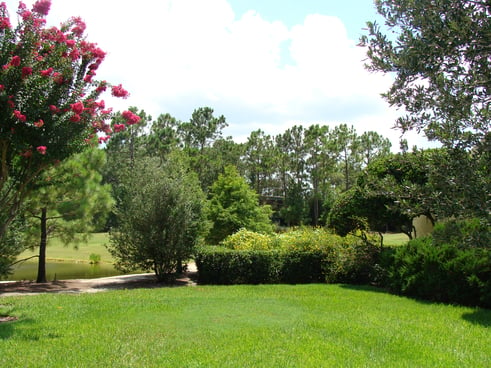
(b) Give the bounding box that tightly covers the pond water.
[6,261,130,281]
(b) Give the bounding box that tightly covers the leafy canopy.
[360,0,490,149]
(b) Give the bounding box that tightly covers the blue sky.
[4,0,432,149]
[229,0,382,38]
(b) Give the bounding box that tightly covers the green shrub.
[195,246,281,284]
[196,227,380,285]
[89,253,101,264]
[323,237,381,284]
[385,236,491,308]
[279,250,325,283]
[432,217,490,248]
[220,229,275,250]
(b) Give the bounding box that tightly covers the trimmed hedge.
[195,247,325,285]
[195,244,378,285]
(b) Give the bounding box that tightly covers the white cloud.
[4,0,434,149]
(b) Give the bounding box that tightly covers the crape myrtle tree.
[360,0,490,220]
[0,1,137,243]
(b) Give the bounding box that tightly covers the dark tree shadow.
[462,309,491,327]
[0,318,15,339]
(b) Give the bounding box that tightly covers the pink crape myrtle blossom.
[49,104,60,113]
[13,110,26,122]
[98,135,110,144]
[111,84,129,98]
[70,16,86,37]
[21,66,33,77]
[122,110,141,125]
[70,114,81,123]
[10,55,21,67]
[0,17,11,29]
[113,124,126,133]
[32,0,51,16]
[70,101,84,114]
[36,146,47,155]
[40,67,53,76]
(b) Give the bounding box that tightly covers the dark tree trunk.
[36,207,48,283]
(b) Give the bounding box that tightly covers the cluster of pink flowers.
[36,146,47,155]
[113,124,126,133]
[111,84,129,98]
[70,101,84,114]
[0,0,139,158]
[32,0,51,16]
[40,67,53,76]
[34,119,44,128]
[0,2,11,29]
[13,110,26,122]
[122,110,141,125]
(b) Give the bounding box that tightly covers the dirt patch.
[0,269,198,297]
[0,315,18,323]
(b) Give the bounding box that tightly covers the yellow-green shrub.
[220,228,275,250]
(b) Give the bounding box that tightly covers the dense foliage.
[360,0,490,149]
[104,112,393,229]
[206,165,274,244]
[196,228,380,285]
[378,218,491,308]
[360,0,490,222]
[21,148,113,282]
[108,155,207,282]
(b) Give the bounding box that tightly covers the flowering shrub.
[220,228,275,250]
[0,1,133,239]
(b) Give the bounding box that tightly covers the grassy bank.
[1,284,489,367]
[16,233,112,264]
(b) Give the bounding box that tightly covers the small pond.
[6,261,130,281]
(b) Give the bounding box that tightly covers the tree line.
[104,106,393,228]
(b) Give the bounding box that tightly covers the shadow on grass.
[339,283,393,295]
[0,306,37,340]
[341,284,491,326]
[462,309,491,327]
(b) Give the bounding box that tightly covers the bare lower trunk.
[36,207,48,283]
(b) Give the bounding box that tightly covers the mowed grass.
[382,232,410,246]
[17,233,113,263]
[1,285,490,367]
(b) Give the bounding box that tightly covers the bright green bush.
[276,227,339,251]
[220,228,275,250]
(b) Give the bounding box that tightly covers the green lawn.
[1,284,489,367]
[17,232,112,263]
[381,232,410,246]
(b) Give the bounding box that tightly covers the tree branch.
[10,255,39,266]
